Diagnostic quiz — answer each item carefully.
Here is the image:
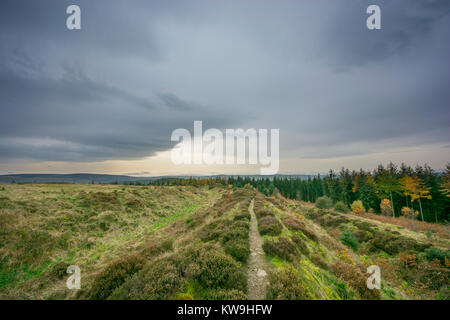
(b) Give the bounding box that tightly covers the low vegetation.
[0,183,448,300]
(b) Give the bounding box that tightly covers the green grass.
[145,203,200,233]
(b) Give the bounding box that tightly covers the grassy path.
[247,199,269,299]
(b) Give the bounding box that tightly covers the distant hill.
[0,173,319,184]
[0,173,156,184]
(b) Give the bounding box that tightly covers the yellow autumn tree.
[350,200,365,214]
[399,174,431,221]
[380,198,393,216]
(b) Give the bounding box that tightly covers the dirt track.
[247,199,269,299]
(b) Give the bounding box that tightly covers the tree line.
[141,163,450,223]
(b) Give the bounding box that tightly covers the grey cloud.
[315,0,450,69]
[0,0,449,166]
[157,93,194,111]
[0,58,239,161]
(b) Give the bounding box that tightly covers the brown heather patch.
[331,262,381,300]
[358,212,450,239]
[257,216,282,236]
[266,266,311,300]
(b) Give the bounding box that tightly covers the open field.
[0,184,448,300]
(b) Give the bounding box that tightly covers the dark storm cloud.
[0,0,449,164]
[317,0,450,69]
[0,50,236,162]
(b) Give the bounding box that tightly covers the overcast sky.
[0,0,449,175]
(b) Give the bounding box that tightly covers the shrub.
[331,262,380,300]
[316,215,347,229]
[262,237,298,261]
[334,201,349,213]
[368,232,430,255]
[300,228,318,242]
[89,254,145,299]
[204,289,247,300]
[224,239,250,263]
[350,201,365,214]
[399,252,417,268]
[258,216,282,236]
[315,196,333,209]
[353,221,374,232]
[380,199,393,216]
[109,258,181,300]
[221,225,248,244]
[254,208,274,219]
[417,264,450,290]
[266,267,311,299]
[291,234,310,257]
[399,260,450,291]
[310,253,329,270]
[282,216,304,231]
[0,197,13,209]
[283,216,317,242]
[183,247,247,292]
[231,220,250,232]
[339,232,360,251]
[401,207,418,220]
[352,230,372,243]
[80,192,121,210]
[125,198,143,209]
[141,239,173,259]
[234,210,250,221]
[425,247,450,266]
[335,248,355,264]
[14,230,55,265]
[199,220,226,242]
[47,262,71,280]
